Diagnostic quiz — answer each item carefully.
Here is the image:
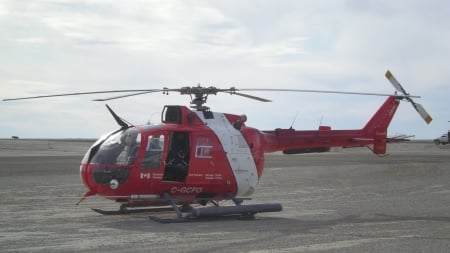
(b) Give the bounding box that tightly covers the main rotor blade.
[411,102,433,124]
[385,70,408,94]
[3,89,157,101]
[93,90,163,101]
[236,88,420,98]
[223,91,272,102]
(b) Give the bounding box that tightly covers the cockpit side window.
[91,128,141,165]
[141,135,165,169]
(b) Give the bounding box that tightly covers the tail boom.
[261,96,400,155]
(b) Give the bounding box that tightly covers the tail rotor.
[385,70,432,124]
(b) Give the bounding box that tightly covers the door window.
[141,135,165,169]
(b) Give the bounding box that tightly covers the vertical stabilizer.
[363,96,400,134]
[363,96,400,154]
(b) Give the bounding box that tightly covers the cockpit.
[90,128,141,165]
[79,127,143,188]
[80,124,192,191]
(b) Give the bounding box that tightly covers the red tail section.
[261,96,400,155]
[361,96,400,154]
[362,96,399,135]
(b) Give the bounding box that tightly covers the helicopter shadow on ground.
[90,212,303,232]
[94,211,450,235]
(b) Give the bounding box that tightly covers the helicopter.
[3,70,432,222]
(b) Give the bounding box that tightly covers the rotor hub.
[178,85,221,111]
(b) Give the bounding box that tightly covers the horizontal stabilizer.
[351,138,374,142]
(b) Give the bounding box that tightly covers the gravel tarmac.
[0,139,449,252]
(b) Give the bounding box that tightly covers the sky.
[1,0,449,139]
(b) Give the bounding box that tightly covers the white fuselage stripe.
[196,112,258,196]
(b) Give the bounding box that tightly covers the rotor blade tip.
[385,70,393,78]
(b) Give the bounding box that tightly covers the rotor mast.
[179,85,221,111]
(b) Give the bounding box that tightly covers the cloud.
[1,0,449,138]
[33,1,242,54]
[2,0,315,62]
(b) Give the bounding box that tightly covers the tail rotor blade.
[385,70,432,124]
[385,70,408,94]
[411,102,433,124]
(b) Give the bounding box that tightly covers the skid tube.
[149,193,283,223]
[91,206,176,215]
[89,193,283,222]
[191,203,282,218]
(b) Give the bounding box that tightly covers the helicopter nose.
[80,164,95,193]
[76,164,97,205]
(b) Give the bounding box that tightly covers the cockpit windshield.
[90,128,141,165]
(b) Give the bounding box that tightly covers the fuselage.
[80,105,265,204]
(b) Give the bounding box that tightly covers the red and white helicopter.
[4,70,432,222]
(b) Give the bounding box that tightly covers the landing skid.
[91,206,175,215]
[90,193,283,223]
[149,213,256,223]
[148,203,282,223]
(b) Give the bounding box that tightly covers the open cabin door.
[163,131,191,182]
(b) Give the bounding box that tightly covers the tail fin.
[363,96,400,154]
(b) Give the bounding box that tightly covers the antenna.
[289,111,299,129]
[147,112,160,125]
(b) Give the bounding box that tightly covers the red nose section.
[79,164,96,197]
